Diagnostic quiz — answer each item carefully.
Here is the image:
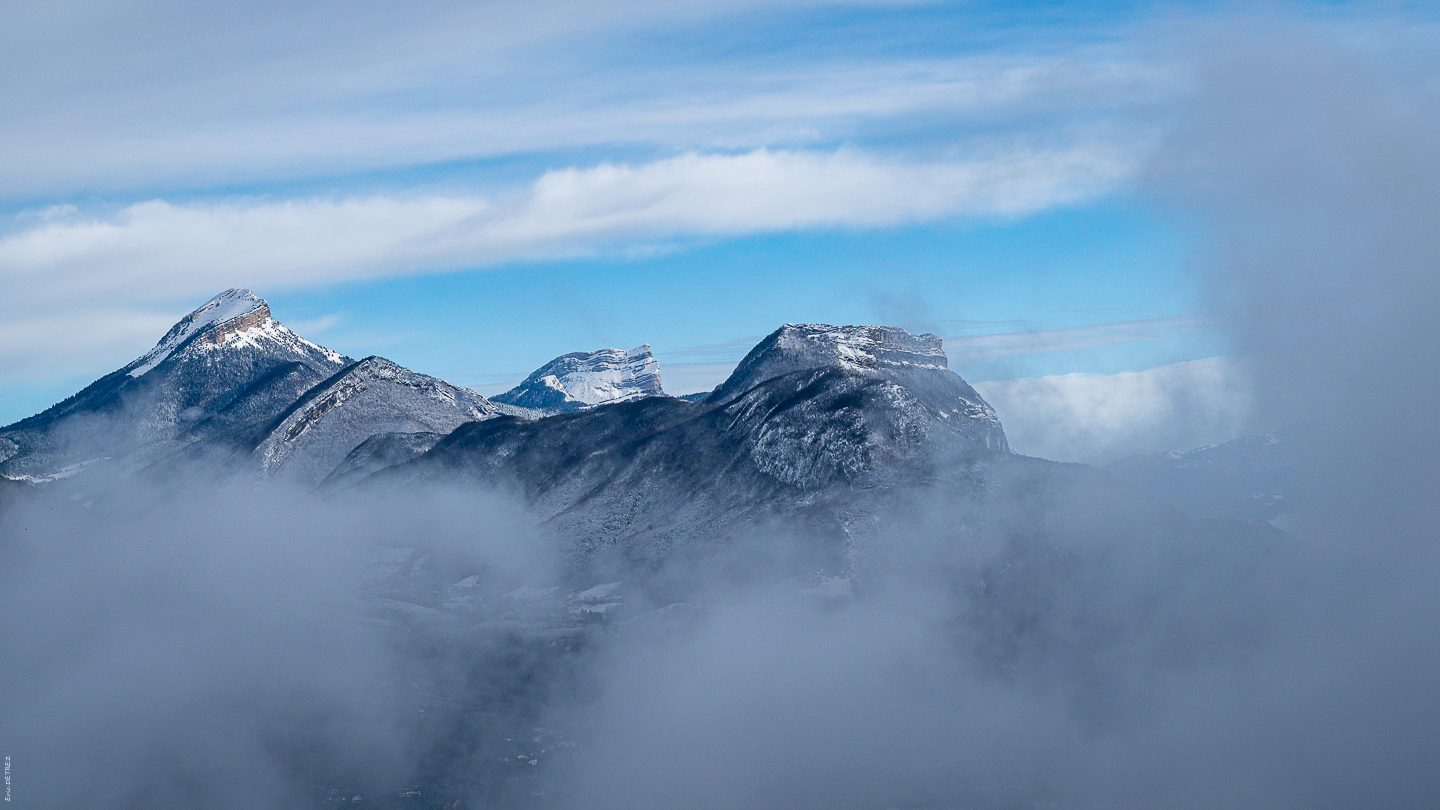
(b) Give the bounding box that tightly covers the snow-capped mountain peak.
[492,344,664,413]
[707,323,947,405]
[125,288,340,377]
[1,288,353,481]
[705,323,1009,451]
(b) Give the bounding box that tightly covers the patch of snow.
[772,324,948,374]
[497,345,663,409]
[197,317,343,364]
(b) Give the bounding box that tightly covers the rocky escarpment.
[197,304,273,347]
[492,345,663,414]
[707,323,1008,452]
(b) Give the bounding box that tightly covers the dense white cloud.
[4,145,1136,291]
[974,357,1253,464]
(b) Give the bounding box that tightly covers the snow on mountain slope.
[251,356,500,486]
[707,324,1008,452]
[491,345,664,413]
[124,289,343,377]
[0,289,351,479]
[707,324,946,404]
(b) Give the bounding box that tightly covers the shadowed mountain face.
[708,324,1008,452]
[251,356,500,486]
[0,289,351,479]
[364,359,1018,567]
[0,290,514,486]
[491,345,664,414]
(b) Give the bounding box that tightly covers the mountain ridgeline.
[0,290,1010,506]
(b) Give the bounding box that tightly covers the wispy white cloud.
[283,313,345,337]
[0,308,179,383]
[0,143,1135,385]
[0,0,1167,199]
[4,142,1125,289]
[655,336,766,364]
[944,315,1212,362]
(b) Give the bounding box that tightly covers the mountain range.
[1,288,1278,575]
[0,289,1012,488]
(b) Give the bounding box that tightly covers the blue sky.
[0,0,1419,453]
[257,199,1213,396]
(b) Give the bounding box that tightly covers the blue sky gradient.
[1,0,1422,435]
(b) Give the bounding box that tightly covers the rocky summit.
[707,323,1008,452]
[491,344,664,414]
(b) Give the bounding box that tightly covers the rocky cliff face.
[707,324,947,403]
[491,345,663,414]
[707,323,1009,452]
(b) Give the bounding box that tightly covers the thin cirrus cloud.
[0,55,1163,201]
[0,0,1165,200]
[943,315,1213,363]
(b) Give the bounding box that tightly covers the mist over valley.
[4,3,1440,809]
